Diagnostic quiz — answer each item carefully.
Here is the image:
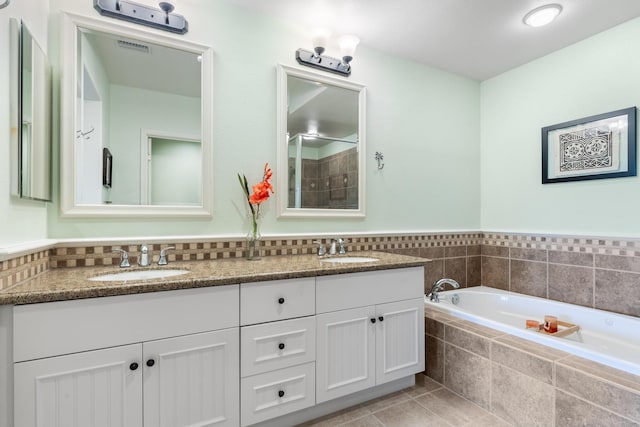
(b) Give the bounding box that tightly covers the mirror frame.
[60,12,213,217]
[10,19,52,202]
[276,64,367,218]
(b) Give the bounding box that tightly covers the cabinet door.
[375,298,425,385]
[316,306,376,403]
[143,328,239,427]
[14,344,142,427]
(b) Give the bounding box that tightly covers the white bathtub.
[424,286,640,376]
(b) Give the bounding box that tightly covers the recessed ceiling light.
[523,4,562,27]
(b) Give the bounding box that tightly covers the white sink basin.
[88,269,189,282]
[321,257,379,264]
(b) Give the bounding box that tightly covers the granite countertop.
[0,251,428,305]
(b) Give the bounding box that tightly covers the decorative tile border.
[0,250,49,291]
[483,232,640,256]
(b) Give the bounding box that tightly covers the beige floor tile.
[340,414,386,427]
[360,390,411,413]
[403,374,443,398]
[463,413,513,427]
[372,400,450,427]
[414,388,489,425]
[297,405,372,427]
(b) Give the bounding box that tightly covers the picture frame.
[541,107,636,184]
[102,147,112,188]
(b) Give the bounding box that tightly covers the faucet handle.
[158,246,176,266]
[313,240,326,256]
[112,248,130,268]
[337,237,346,255]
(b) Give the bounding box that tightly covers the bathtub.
[424,286,640,376]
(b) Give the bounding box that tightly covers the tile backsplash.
[1,231,638,319]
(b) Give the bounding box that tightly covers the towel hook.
[375,152,384,170]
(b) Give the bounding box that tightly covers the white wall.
[0,0,49,247]
[481,16,640,237]
[43,0,480,239]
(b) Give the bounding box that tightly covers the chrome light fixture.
[0,0,10,9]
[296,29,360,77]
[94,0,188,34]
[523,4,562,27]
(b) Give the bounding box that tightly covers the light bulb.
[312,28,331,57]
[338,34,360,64]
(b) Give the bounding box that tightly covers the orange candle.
[543,315,558,333]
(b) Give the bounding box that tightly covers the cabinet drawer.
[241,316,315,377]
[316,267,423,313]
[13,285,239,362]
[240,362,315,427]
[241,278,315,325]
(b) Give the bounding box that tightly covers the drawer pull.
[370,318,376,324]
[129,362,139,371]
[278,297,285,304]
[278,390,285,398]
[146,359,155,367]
[278,343,285,350]
[378,316,384,322]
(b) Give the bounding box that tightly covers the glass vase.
[246,220,261,260]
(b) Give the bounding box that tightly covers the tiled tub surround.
[482,232,640,318]
[425,308,640,426]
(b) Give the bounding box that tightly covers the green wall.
[0,0,49,247]
[42,0,481,240]
[480,16,640,237]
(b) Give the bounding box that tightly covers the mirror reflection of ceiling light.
[523,4,563,27]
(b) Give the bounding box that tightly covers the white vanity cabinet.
[12,285,240,427]
[240,278,316,426]
[315,268,425,403]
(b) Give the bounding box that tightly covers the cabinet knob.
[146,359,155,367]
[378,316,384,322]
[278,390,285,398]
[278,297,285,304]
[278,343,285,350]
[129,362,139,371]
[370,318,376,324]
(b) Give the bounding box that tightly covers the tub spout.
[428,278,460,303]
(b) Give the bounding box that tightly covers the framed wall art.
[542,107,636,184]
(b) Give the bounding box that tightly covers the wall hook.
[375,152,385,170]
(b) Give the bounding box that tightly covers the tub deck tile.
[445,323,493,358]
[556,363,640,423]
[448,319,507,339]
[557,355,640,394]
[424,308,459,324]
[494,334,571,361]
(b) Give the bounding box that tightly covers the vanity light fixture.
[94,0,188,34]
[0,0,9,10]
[523,4,562,27]
[296,30,360,77]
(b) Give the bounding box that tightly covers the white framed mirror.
[276,64,366,218]
[10,19,52,202]
[60,12,213,217]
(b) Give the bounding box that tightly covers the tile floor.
[299,375,512,427]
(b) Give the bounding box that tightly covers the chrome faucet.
[112,248,130,268]
[337,238,346,255]
[313,240,326,256]
[329,240,337,255]
[138,245,151,267]
[158,246,175,266]
[428,278,460,303]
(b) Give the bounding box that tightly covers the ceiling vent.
[117,39,150,53]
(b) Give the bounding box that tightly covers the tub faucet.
[428,278,460,303]
[138,245,151,267]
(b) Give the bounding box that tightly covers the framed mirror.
[10,19,52,202]
[60,12,213,217]
[276,65,366,218]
